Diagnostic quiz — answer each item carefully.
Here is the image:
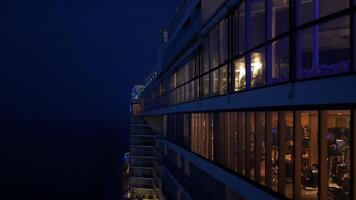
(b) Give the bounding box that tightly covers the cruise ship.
[129,0,356,199]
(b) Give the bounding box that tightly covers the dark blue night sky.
[0,1,179,199]
[0,0,179,119]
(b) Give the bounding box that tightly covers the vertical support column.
[265,112,273,188]
[227,112,233,169]
[245,0,252,89]
[199,114,202,154]
[210,113,215,161]
[213,113,218,164]
[278,111,286,194]
[255,112,261,183]
[191,114,194,153]
[231,112,238,171]
[238,112,246,175]
[246,112,252,178]
[352,110,356,200]
[320,110,328,200]
[294,111,302,200]
[188,114,191,150]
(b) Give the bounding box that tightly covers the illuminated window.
[246,112,255,180]
[237,112,246,175]
[266,111,279,191]
[231,112,239,172]
[255,112,266,185]
[215,113,234,168]
[191,113,214,160]
[233,58,246,91]
[251,48,266,88]
[295,111,319,200]
[321,110,351,200]
[279,111,293,199]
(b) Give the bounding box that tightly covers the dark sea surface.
[0,117,129,200]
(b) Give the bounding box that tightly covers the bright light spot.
[252,53,263,75]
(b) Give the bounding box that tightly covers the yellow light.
[252,53,263,75]
[235,62,245,80]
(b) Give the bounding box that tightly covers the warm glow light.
[251,53,263,75]
[235,62,245,81]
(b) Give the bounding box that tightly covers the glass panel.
[211,69,219,96]
[179,83,183,101]
[178,70,183,87]
[255,112,266,185]
[247,112,255,180]
[219,65,228,95]
[188,82,193,101]
[231,112,238,172]
[251,47,266,88]
[191,113,214,160]
[184,84,189,103]
[251,0,266,48]
[176,87,181,104]
[184,64,189,84]
[191,114,197,153]
[298,111,319,200]
[194,79,199,100]
[171,73,177,90]
[268,112,279,191]
[173,90,177,105]
[233,2,246,55]
[271,0,289,37]
[297,0,349,25]
[189,59,194,80]
[238,112,246,175]
[271,37,289,84]
[202,38,210,73]
[296,16,350,79]
[233,57,246,91]
[215,113,233,168]
[180,86,184,104]
[219,20,228,63]
[201,74,210,97]
[325,110,351,200]
[279,111,294,198]
[210,26,220,69]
